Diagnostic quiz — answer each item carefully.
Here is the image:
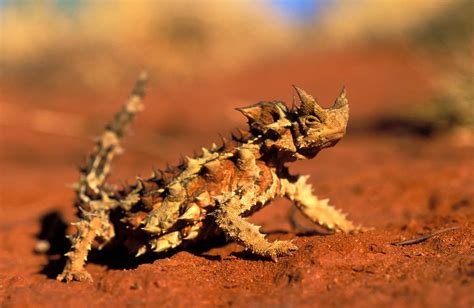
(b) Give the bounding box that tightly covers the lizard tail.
[76,72,148,204]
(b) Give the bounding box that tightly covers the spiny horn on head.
[332,87,348,109]
[293,85,315,115]
[293,85,327,121]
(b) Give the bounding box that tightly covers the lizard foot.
[57,269,93,283]
[266,240,298,261]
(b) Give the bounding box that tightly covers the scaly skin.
[58,76,362,282]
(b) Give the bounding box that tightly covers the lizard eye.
[305,115,320,127]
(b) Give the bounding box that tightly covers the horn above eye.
[292,85,315,115]
[332,87,348,109]
[292,85,327,121]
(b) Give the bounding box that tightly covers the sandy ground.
[0,47,473,307]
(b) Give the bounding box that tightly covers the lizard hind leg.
[282,176,364,234]
[214,200,297,261]
[57,217,101,282]
[58,73,148,282]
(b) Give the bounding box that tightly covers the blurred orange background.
[1,0,472,140]
[1,0,472,211]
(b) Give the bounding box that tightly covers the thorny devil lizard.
[58,73,363,282]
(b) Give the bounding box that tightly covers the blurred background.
[0,0,473,182]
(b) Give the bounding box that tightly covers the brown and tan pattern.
[58,75,361,282]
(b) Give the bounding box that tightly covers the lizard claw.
[349,225,373,234]
[57,269,93,283]
[268,240,298,261]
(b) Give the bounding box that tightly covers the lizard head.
[236,86,349,162]
[290,86,349,159]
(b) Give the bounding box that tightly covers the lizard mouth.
[319,132,344,149]
[324,131,345,144]
[297,136,342,158]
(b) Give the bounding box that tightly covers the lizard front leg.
[214,197,297,261]
[281,175,362,233]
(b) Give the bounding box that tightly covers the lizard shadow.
[37,211,334,278]
[35,211,70,279]
[36,210,228,279]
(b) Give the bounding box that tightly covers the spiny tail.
[77,72,148,204]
